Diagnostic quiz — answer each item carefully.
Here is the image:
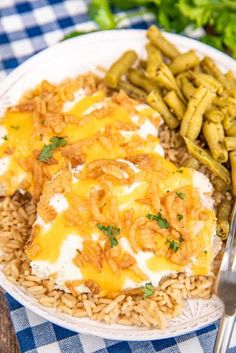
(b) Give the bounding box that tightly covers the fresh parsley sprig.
[97,224,120,247]
[38,136,67,163]
[146,212,169,229]
[143,282,155,299]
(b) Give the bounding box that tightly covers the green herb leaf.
[143,282,155,299]
[97,224,120,247]
[176,192,185,199]
[88,0,116,30]
[166,239,180,252]
[3,135,8,141]
[62,30,97,41]
[10,125,19,130]
[146,212,169,229]
[177,214,183,221]
[38,136,67,163]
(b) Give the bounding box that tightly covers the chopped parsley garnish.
[38,136,67,163]
[204,250,208,254]
[177,214,183,221]
[143,282,155,299]
[179,235,184,243]
[97,224,120,247]
[146,212,169,229]
[3,135,8,141]
[176,192,185,199]
[166,240,180,252]
[10,125,19,130]
[176,169,183,173]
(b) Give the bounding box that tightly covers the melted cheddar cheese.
[27,155,217,297]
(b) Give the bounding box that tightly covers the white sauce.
[49,193,69,213]
[120,237,173,289]
[0,156,10,176]
[31,234,84,291]
[63,88,86,112]
[83,102,106,116]
[192,171,214,209]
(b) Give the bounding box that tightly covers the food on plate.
[26,155,218,297]
[0,26,235,328]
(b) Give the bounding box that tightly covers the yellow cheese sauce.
[27,155,217,296]
[0,91,162,196]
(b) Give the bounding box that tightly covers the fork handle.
[213,312,236,353]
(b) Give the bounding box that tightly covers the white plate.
[0,30,235,341]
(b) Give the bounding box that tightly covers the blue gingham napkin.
[0,1,236,352]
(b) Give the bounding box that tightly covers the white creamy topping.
[117,159,140,174]
[63,88,86,112]
[49,193,69,213]
[31,234,84,291]
[34,216,52,232]
[83,102,106,116]
[135,103,150,112]
[0,126,7,146]
[120,237,173,289]
[192,171,214,209]
[121,119,158,140]
[0,156,10,176]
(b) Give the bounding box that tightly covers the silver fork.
[214,200,236,353]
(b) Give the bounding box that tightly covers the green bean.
[147,90,179,129]
[184,137,231,184]
[217,200,232,240]
[164,90,186,120]
[226,124,236,137]
[145,43,162,79]
[230,151,236,195]
[105,50,138,88]
[225,137,236,151]
[182,157,199,170]
[179,76,196,100]
[212,176,230,192]
[191,72,223,94]
[127,68,158,93]
[146,25,180,59]
[139,60,147,70]
[180,86,215,141]
[204,107,224,123]
[202,121,228,163]
[225,71,236,89]
[154,63,186,102]
[118,80,147,99]
[169,50,200,75]
[201,57,231,90]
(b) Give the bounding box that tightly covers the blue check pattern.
[0,1,236,352]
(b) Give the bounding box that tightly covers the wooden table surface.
[0,288,19,353]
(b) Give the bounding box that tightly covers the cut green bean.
[192,72,223,94]
[147,90,179,129]
[105,50,138,88]
[204,107,224,123]
[202,121,228,163]
[146,25,180,59]
[217,200,232,240]
[145,43,162,79]
[225,137,236,151]
[164,90,186,120]
[201,57,231,90]
[127,68,158,93]
[184,137,231,184]
[179,76,196,100]
[212,176,230,192]
[169,50,200,75]
[180,86,215,141]
[118,80,147,99]
[230,150,236,195]
[182,157,199,170]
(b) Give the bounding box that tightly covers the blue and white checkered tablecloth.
[0,1,236,352]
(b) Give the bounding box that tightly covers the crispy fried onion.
[89,184,120,225]
[81,159,135,184]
